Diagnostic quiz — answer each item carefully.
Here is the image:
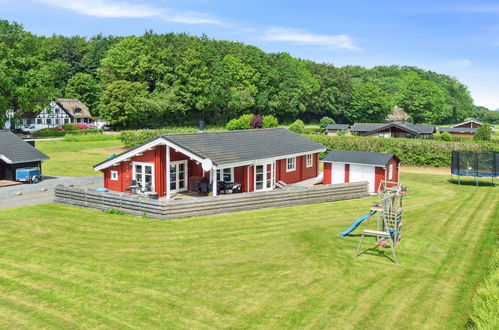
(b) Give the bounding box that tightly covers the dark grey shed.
[0,130,49,180]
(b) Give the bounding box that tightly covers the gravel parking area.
[0,176,103,209]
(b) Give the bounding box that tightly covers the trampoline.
[451,151,498,185]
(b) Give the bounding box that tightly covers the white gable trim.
[0,154,13,164]
[94,137,207,171]
[321,160,388,168]
[451,119,483,128]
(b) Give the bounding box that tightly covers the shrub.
[63,133,120,142]
[105,209,125,215]
[474,124,492,141]
[76,122,90,130]
[469,244,499,329]
[319,116,335,130]
[62,123,77,130]
[303,126,322,134]
[289,119,305,134]
[33,128,103,137]
[306,135,498,167]
[250,115,263,129]
[262,115,279,128]
[226,114,253,130]
[440,131,452,141]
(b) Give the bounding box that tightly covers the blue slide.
[340,210,376,237]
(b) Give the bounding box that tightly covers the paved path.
[0,176,103,209]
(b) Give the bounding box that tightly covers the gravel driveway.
[0,176,103,209]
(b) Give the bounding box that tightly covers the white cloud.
[450,59,472,68]
[36,0,223,24]
[263,27,359,50]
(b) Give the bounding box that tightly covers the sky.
[1,0,499,110]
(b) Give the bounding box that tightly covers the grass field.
[37,138,124,177]
[0,171,497,329]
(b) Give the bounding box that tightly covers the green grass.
[37,139,124,176]
[0,172,497,329]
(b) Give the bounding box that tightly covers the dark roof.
[439,127,478,134]
[322,149,396,167]
[94,128,326,169]
[351,123,435,134]
[0,130,49,164]
[326,124,350,130]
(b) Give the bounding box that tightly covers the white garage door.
[349,164,376,193]
[331,163,345,184]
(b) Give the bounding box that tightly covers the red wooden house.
[322,150,400,193]
[94,128,326,198]
[438,119,491,137]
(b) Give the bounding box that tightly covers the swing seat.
[362,229,391,237]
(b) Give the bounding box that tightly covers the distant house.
[386,107,410,123]
[0,130,49,181]
[326,124,351,136]
[322,149,400,193]
[350,122,436,139]
[438,119,490,137]
[18,99,94,128]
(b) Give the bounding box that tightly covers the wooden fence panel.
[54,182,369,220]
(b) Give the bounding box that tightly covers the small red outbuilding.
[322,150,400,193]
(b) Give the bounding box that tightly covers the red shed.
[322,150,400,193]
[93,128,325,199]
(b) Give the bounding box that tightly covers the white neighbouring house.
[16,99,95,128]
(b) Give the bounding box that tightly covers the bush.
[469,243,499,329]
[289,119,305,134]
[105,209,125,215]
[33,128,103,137]
[226,114,253,130]
[76,122,91,130]
[120,128,199,148]
[440,131,452,141]
[306,135,498,167]
[262,115,279,128]
[319,116,335,130]
[250,115,263,129]
[303,126,322,134]
[62,123,77,130]
[474,124,492,141]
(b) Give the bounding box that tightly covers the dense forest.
[1,20,497,129]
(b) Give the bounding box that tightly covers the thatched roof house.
[56,99,92,119]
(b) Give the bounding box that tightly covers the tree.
[319,116,335,130]
[348,83,392,123]
[0,20,67,116]
[474,124,492,141]
[98,80,149,129]
[397,73,447,123]
[65,73,101,114]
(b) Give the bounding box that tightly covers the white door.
[169,160,188,193]
[254,162,275,191]
[331,163,345,184]
[349,164,375,193]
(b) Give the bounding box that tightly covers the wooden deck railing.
[54,181,369,220]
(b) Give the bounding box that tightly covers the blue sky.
[2,0,499,109]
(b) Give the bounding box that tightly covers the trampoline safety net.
[451,151,498,177]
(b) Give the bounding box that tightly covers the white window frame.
[110,170,119,181]
[254,162,275,191]
[216,167,234,182]
[388,164,394,180]
[286,157,296,172]
[306,154,313,168]
[132,162,155,192]
[169,160,188,193]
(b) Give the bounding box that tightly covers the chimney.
[198,120,205,132]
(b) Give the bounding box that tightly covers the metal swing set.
[355,181,405,263]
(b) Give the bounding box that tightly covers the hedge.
[33,129,103,137]
[469,243,499,329]
[120,128,199,148]
[305,135,498,167]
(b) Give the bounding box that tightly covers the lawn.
[36,138,124,177]
[0,172,497,329]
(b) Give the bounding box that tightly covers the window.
[217,168,234,182]
[110,170,118,181]
[37,118,42,124]
[74,108,82,114]
[388,164,394,180]
[306,154,313,168]
[286,157,296,172]
[55,119,60,125]
[46,118,51,125]
[64,118,69,124]
[133,163,154,192]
